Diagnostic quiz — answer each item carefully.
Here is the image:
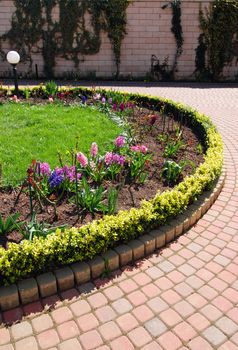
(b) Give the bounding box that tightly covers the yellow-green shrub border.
[0,89,223,285]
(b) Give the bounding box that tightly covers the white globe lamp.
[6,50,20,95]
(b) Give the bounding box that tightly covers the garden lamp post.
[6,50,20,96]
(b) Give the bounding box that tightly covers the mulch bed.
[0,103,204,248]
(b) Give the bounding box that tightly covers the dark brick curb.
[0,170,226,311]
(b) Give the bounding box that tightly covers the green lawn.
[0,103,122,186]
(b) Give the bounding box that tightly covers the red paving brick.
[1,83,238,349]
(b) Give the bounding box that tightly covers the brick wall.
[0,0,237,80]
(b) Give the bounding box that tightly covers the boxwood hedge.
[0,89,223,285]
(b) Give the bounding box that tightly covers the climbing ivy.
[0,0,130,78]
[170,0,184,76]
[152,0,183,81]
[196,0,238,81]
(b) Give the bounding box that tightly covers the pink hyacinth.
[48,97,54,103]
[108,98,113,104]
[131,144,148,154]
[140,145,148,154]
[115,135,125,148]
[90,142,98,158]
[77,152,88,167]
[39,162,51,176]
[101,97,106,104]
[93,93,101,100]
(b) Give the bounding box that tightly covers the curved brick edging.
[0,169,226,312]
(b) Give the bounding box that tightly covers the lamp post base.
[12,65,19,96]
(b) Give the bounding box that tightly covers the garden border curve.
[0,169,225,311]
[0,89,224,310]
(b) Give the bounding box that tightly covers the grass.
[0,102,122,186]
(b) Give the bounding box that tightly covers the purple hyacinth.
[104,152,125,166]
[81,95,87,104]
[48,171,64,189]
[115,135,125,148]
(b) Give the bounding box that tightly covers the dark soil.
[0,105,204,248]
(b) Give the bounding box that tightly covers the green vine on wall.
[170,0,183,76]
[152,0,183,81]
[195,0,238,81]
[0,0,130,78]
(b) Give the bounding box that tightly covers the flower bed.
[0,86,223,285]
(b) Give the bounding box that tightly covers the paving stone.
[95,305,117,323]
[203,326,227,347]
[99,321,122,341]
[188,336,213,350]
[70,300,91,317]
[18,278,39,305]
[116,313,139,332]
[110,336,134,350]
[0,328,10,345]
[104,286,123,301]
[0,345,14,350]
[51,306,73,324]
[79,330,103,350]
[15,336,38,350]
[37,329,60,349]
[0,285,19,311]
[77,313,99,332]
[145,317,167,337]
[32,314,54,333]
[54,267,74,292]
[57,320,79,340]
[142,342,163,350]
[58,339,82,350]
[157,331,182,350]
[11,321,33,340]
[174,321,197,342]
[128,326,152,347]
[133,305,154,323]
[71,262,90,285]
[88,292,107,309]
[215,316,238,336]
[112,298,133,314]
[36,272,57,297]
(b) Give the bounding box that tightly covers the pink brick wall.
[0,0,237,80]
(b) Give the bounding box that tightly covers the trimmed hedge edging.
[0,169,225,311]
[0,90,223,288]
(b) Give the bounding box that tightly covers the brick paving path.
[0,83,238,350]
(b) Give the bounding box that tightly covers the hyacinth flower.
[104,152,126,180]
[115,135,126,148]
[48,171,64,189]
[129,145,151,184]
[131,144,148,154]
[39,162,51,176]
[77,152,88,168]
[119,103,125,112]
[90,142,98,158]
[81,95,87,104]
